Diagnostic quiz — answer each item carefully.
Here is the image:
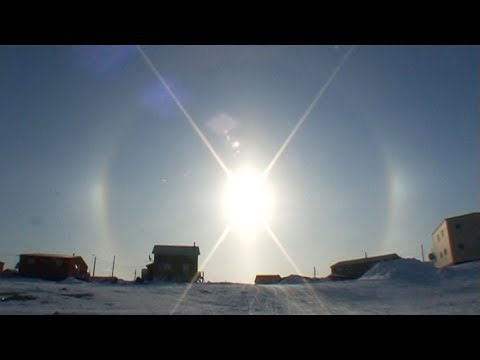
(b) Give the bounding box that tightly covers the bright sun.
[223,167,273,229]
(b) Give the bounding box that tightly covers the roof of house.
[255,274,282,284]
[331,253,400,268]
[445,212,480,221]
[20,253,88,267]
[152,245,200,256]
[432,212,480,234]
[21,253,82,259]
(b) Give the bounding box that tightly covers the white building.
[430,212,480,267]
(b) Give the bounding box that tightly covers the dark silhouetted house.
[145,245,200,282]
[330,253,401,280]
[255,274,282,284]
[0,261,4,273]
[18,253,90,281]
[430,212,480,268]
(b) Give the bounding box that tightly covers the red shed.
[18,253,90,281]
[255,274,282,284]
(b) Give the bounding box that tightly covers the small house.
[18,253,90,281]
[254,274,282,284]
[145,245,200,282]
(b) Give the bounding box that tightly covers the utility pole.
[365,252,368,258]
[421,244,425,262]
[111,255,116,277]
[92,255,96,277]
[313,266,316,278]
[134,268,137,280]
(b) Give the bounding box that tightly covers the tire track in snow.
[270,286,280,314]
[276,284,332,314]
[248,286,261,315]
[276,285,309,314]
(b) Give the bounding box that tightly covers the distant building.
[254,274,282,284]
[145,245,200,282]
[18,253,90,281]
[91,276,118,283]
[430,212,480,268]
[330,253,401,280]
[0,261,4,273]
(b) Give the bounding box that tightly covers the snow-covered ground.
[1,259,479,314]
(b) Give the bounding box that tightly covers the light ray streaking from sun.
[263,222,331,314]
[170,223,232,314]
[197,223,233,276]
[136,45,231,177]
[264,46,357,178]
[263,222,304,278]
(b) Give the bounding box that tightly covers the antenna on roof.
[194,242,196,247]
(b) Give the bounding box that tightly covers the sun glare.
[223,167,273,229]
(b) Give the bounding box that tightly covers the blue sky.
[0,45,478,283]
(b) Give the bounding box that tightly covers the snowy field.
[1,259,479,315]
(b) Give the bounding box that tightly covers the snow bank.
[279,275,310,284]
[438,260,480,281]
[360,258,440,284]
[279,275,327,284]
[60,277,87,285]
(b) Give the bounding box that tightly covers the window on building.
[458,244,464,250]
[440,252,443,258]
[444,249,448,256]
[55,260,63,266]
[441,230,444,237]
[455,224,461,230]
[437,234,440,242]
[27,258,35,264]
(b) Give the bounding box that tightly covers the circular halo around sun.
[222,167,274,230]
